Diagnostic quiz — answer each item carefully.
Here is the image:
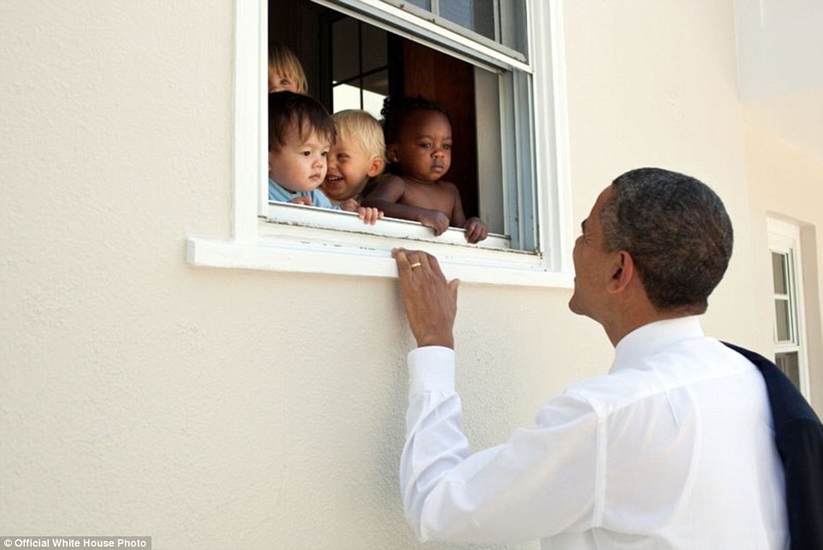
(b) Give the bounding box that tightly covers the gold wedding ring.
[410,262,422,269]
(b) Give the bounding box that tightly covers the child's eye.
[300,151,311,156]
[321,150,329,157]
[443,143,452,150]
[280,78,291,86]
[418,142,432,149]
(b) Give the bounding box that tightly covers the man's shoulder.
[562,370,652,414]
[564,338,752,414]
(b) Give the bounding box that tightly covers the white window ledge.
[187,212,574,288]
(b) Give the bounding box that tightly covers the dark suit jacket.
[724,342,823,550]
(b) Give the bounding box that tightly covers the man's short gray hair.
[600,168,734,314]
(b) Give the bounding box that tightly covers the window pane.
[772,252,788,294]
[333,83,362,111]
[362,24,388,72]
[361,71,388,118]
[332,18,360,83]
[499,0,527,54]
[472,1,496,39]
[330,16,389,116]
[406,0,431,9]
[775,352,801,389]
[439,0,473,28]
[440,0,495,40]
[774,298,792,341]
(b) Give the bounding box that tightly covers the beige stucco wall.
[1,1,812,549]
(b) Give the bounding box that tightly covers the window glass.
[774,298,791,341]
[440,0,495,40]
[362,22,388,72]
[406,0,431,9]
[332,18,359,83]
[331,17,389,116]
[775,352,801,387]
[360,71,389,116]
[771,252,787,294]
[498,0,528,55]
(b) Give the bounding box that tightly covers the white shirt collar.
[611,316,704,373]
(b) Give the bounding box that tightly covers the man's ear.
[367,157,385,177]
[607,251,635,294]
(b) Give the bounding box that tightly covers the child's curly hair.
[380,95,451,146]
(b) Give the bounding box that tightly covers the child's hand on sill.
[419,210,450,236]
[465,217,488,244]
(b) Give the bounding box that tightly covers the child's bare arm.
[449,184,467,228]
[363,175,450,235]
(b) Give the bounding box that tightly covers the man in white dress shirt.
[392,168,788,549]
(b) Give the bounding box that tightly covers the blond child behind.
[268,41,308,94]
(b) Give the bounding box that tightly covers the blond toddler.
[322,110,386,217]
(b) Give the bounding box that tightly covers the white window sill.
[186,206,574,288]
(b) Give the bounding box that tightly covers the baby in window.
[268,91,382,224]
[321,110,386,213]
[362,96,488,243]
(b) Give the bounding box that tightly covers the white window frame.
[186,0,574,288]
[768,217,811,399]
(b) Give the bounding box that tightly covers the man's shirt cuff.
[407,346,455,398]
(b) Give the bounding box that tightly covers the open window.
[187,0,573,287]
[269,0,549,250]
